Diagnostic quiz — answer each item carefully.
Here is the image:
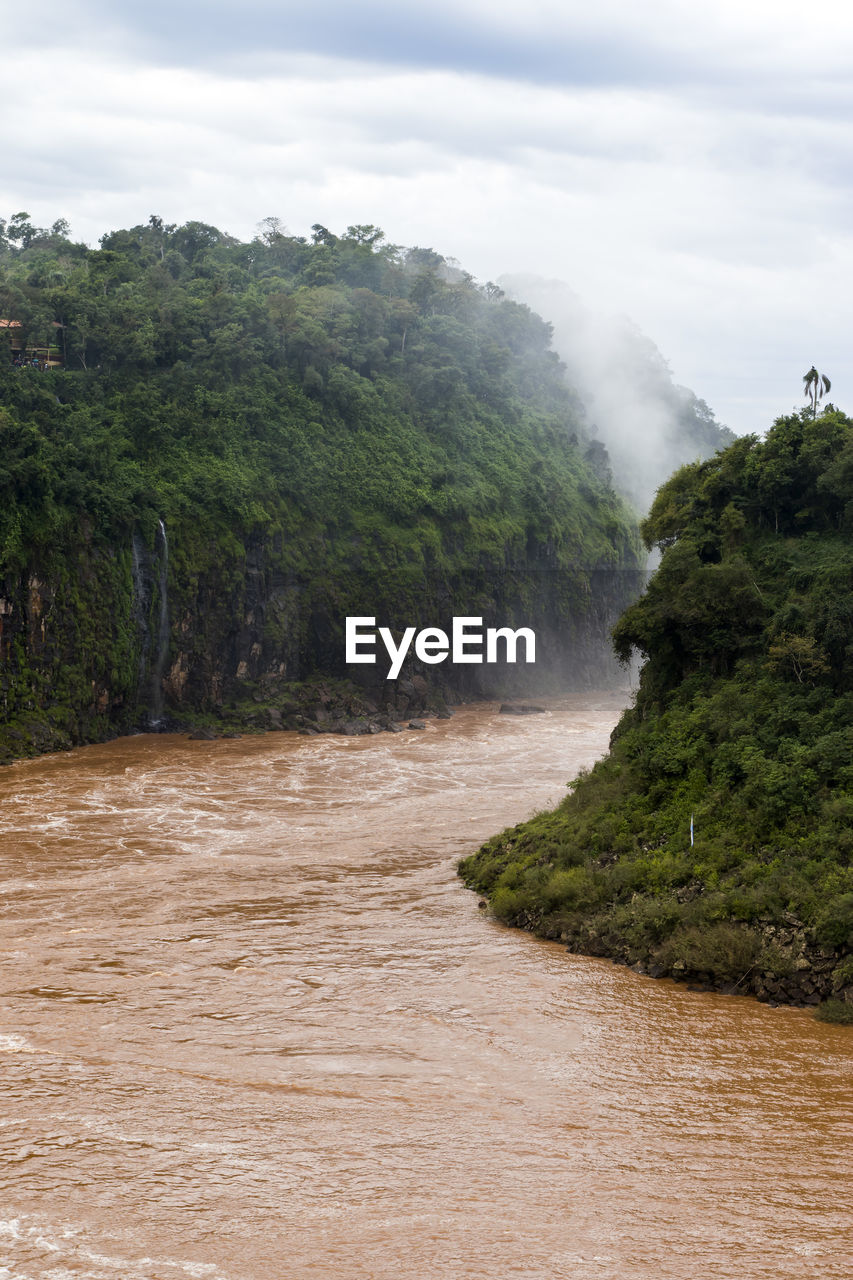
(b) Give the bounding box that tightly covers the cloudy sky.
[5,0,852,434]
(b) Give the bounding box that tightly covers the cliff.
[0,219,652,757]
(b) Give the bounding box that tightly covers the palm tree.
[803,366,831,419]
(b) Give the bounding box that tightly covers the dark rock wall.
[0,524,643,760]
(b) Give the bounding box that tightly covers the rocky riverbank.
[468,890,853,1021]
[181,674,453,741]
[0,670,455,761]
[554,916,853,1016]
[465,862,853,1020]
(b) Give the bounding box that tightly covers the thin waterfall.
[149,519,170,728]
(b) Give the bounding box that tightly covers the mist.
[500,274,734,516]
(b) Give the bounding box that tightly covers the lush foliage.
[461,409,853,1014]
[0,214,645,755]
[0,216,642,571]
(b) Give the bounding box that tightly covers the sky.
[4,0,852,435]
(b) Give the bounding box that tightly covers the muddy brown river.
[0,694,850,1279]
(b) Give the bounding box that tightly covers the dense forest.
[460,409,853,1020]
[0,213,654,757]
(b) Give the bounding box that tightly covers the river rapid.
[0,694,850,1280]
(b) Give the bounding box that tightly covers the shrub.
[815,893,853,948]
[815,998,853,1025]
[656,922,760,983]
[491,885,535,924]
[541,866,601,912]
[757,941,796,978]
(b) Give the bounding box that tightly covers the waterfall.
[149,519,170,727]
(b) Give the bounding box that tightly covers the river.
[0,693,850,1279]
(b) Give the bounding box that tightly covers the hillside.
[460,409,853,1020]
[0,216,648,758]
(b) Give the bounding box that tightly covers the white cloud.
[3,3,853,435]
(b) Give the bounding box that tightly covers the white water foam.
[0,1034,36,1053]
[0,1217,230,1280]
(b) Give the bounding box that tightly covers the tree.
[767,632,831,685]
[344,224,384,246]
[257,216,287,245]
[6,212,39,248]
[310,224,337,246]
[803,366,831,419]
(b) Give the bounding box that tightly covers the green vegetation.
[0,214,648,757]
[803,365,831,420]
[460,409,853,1019]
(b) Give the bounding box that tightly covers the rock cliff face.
[0,531,138,756]
[0,522,643,760]
[165,546,643,705]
